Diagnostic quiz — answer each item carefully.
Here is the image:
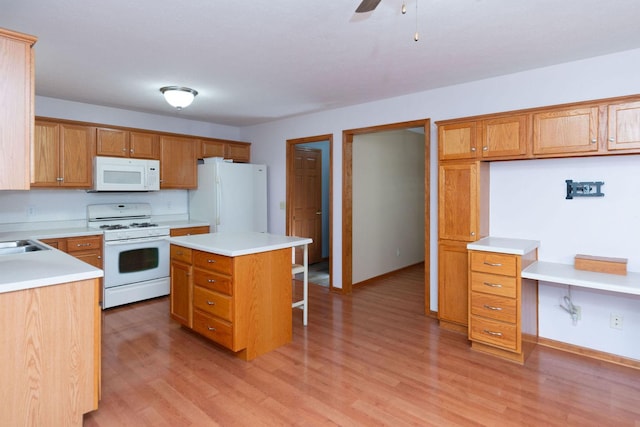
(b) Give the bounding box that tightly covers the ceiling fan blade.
[355,0,382,13]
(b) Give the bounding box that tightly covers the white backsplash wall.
[0,189,188,225]
[490,154,640,360]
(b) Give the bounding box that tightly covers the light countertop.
[467,236,540,255]
[170,232,312,257]
[522,261,640,296]
[0,247,103,294]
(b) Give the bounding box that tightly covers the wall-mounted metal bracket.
[566,180,604,199]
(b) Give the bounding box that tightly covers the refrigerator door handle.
[215,173,222,226]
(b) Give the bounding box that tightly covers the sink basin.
[0,240,50,256]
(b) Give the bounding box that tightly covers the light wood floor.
[84,264,640,426]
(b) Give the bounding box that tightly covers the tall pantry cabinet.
[437,122,490,331]
[0,28,37,190]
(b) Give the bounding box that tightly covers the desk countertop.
[522,261,640,296]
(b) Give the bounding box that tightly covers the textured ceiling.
[2,0,640,126]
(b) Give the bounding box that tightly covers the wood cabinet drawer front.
[471,292,517,323]
[470,252,516,276]
[169,226,210,237]
[470,315,517,351]
[170,245,192,263]
[193,268,232,295]
[66,235,102,253]
[193,287,232,321]
[470,271,516,298]
[194,251,232,275]
[192,311,233,349]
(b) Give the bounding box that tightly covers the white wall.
[0,189,187,227]
[36,96,242,141]
[490,156,640,359]
[241,48,640,359]
[352,130,425,283]
[242,47,640,304]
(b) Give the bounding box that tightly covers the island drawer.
[66,235,102,253]
[194,251,232,275]
[470,271,516,298]
[193,311,233,349]
[193,287,232,321]
[193,268,233,295]
[470,251,517,276]
[171,245,192,263]
[469,315,517,351]
[470,291,517,323]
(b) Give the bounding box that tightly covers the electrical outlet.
[610,313,623,330]
[396,248,400,257]
[27,206,36,216]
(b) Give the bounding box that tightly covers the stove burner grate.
[100,224,130,230]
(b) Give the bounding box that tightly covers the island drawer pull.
[208,279,216,283]
[483,282,502,288]
[207,326,217,331]
[483,304,502,311]
[206,300,216,306]
[482,329,503,337]
[483,261,502,267]
[207,259,216,263]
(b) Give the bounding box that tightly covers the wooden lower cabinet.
[170,245,193,327]
[467,249,538,364]
[40,235,103,304]
[169,225,210,237]
[0,278,100,426]
[437,240,469,331]
[169,244,291,360]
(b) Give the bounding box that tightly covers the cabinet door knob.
[590,138,597,144]
[482,146,488,151]
[470,147,476,152]
[470,232,476,236]
[608,137,615,142]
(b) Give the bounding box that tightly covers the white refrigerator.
[188,160,268,233]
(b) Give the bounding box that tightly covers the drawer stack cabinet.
[467,240,538,364]
[191,251,239,350]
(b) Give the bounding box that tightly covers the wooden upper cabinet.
[438,162,489,242]
[225,142,250,163]
[438,122,478,161]
[96,127,128,157]
[129,131,159,159]
[0,29,37,190]
[532,106,599,156]
[201,140,225,158]
[32,121,60,185]
[96,127,159,159]
[160,135,198,189]
[481,114,529,159]
[32,120,95,188]
[200,139,251,163]
[607,100,640,151]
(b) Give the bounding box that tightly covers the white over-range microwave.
[92,156,160,192]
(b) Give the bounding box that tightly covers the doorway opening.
[286,134,333,290]
[342,119,431,315]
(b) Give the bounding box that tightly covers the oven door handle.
[104,236,170,246]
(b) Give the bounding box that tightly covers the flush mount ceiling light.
[159,86,198,110]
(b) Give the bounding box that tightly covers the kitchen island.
[169,231,312,360]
